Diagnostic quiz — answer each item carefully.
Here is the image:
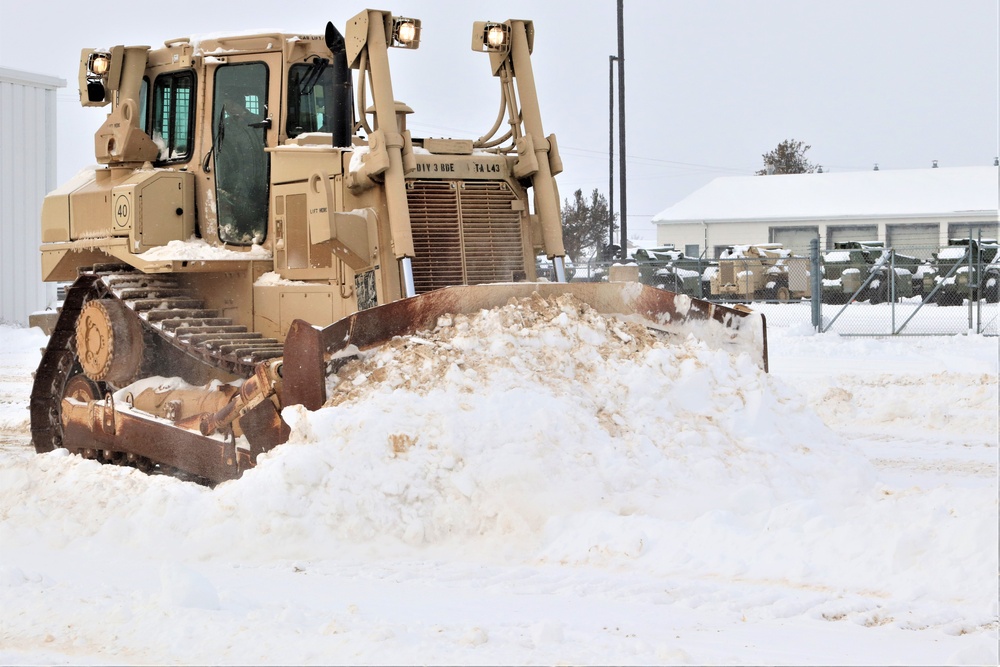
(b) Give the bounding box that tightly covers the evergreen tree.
[757,139,816,175]
[560,188,616,262]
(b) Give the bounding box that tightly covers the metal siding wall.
[0,80,16,324]
[0,75,58,325]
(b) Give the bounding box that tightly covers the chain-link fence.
[576,238,1000,336]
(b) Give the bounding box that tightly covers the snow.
[136,237,272,261]
[824,251,852,263]
[0,305,997,665]
[939,247,971,260]
[653,166,999,223]
[254,270,310,286]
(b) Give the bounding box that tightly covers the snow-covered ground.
[0,301,996,666]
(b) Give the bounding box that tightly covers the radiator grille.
[407,180,525,294]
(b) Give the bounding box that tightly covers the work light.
[391,17,420,49]
[472,21,511,53]
[88,52,111,76]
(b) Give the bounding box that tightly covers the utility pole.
[616,0,627,259]
[609,55,617,254]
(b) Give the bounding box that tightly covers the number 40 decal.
[114,194,131,229]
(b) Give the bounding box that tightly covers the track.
[102,270,284,376]
[30,265,285,468]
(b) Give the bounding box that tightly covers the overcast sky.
[1,0,997,240]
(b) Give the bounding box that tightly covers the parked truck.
[633,246,713,298]
[711,244,811,301]
[821,241,924,304]
[923,238,1000,305]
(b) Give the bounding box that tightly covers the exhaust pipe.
[325,22,354,148]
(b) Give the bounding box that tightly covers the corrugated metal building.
[0,67,66,325]
[652,166,1000,258]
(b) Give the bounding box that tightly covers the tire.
[936,291,958,306]
[983,274,1000,304]
[775,285,791,302]
[868,282,886,304]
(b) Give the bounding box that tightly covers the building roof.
[0,67,66,89]
[652,166,999,224]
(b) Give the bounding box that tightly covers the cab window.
[152,71,195,162]
[213,62,269,245]
[138,77,149,134]
[287,62,339,137]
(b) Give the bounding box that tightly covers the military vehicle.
[633,246,713,298]
[30,9,767,484]
[710,244,811,301]
[984,257,1000,303]
[923,238,1000,305]
[820,241,922,304]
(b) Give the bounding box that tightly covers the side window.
[152,71,195,162]
[138,77,149,134]
[287,62,337,137]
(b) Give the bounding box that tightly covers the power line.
[407,120,756,175]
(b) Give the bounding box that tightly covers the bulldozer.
[31,9,768,485]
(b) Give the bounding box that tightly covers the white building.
[0,67,65,325]
[652,166,999,258]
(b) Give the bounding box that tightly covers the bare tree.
[757,139,816,175]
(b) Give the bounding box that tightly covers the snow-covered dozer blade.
[282,282,768,411]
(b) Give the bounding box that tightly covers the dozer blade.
[282,282,768,410]
[60,394,241,484]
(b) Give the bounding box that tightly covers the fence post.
[966,231,983,333]
[810,238,821,331]
[890,249,896,333]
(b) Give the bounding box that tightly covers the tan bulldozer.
[31,9,767,484]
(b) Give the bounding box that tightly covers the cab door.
[210,55,280,245]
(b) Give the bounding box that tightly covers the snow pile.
[6,296,882,576]
[0,315,996,663]
[266,292,872,555]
